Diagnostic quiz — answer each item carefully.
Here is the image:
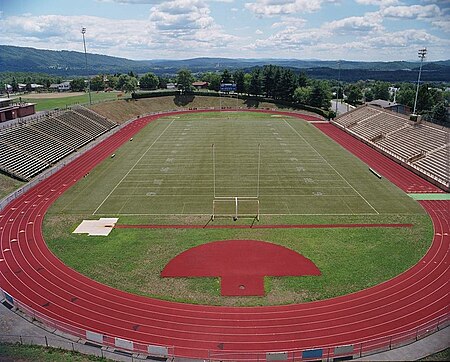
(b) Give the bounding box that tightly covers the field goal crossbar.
[212,196,260,221]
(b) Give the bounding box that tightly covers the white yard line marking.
[93,119,175,215]
[283,120,379,215]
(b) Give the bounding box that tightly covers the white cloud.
[367,29,442,48]
[381,5,442,19]
[326,12,383,34]
[0,9,239,59]
[432,19,450,33]
[355,0,399,6]
[271,16,307,28]
[247,26,329,52]
[245,0,338,17]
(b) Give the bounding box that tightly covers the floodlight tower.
[335,60,341,114]
[412,48,427,116]
[81,27,92,105]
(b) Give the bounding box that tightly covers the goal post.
[212,197,260,221]
[211,143,261,221]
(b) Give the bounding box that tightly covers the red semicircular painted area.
[161,239,321,296]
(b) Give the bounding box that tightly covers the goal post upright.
[211,142,261,221]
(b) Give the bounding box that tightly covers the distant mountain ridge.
[1,45,449,82]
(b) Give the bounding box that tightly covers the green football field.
[46,112,431,306]
[50,112,419,218]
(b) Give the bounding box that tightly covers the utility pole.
[81,27,92,105]
[412,48,427,116]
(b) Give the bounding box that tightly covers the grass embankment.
[22,92,124,112]
[89,94,321,123]
[0,343,111,361]
[0,173,25,200]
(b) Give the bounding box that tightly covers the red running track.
[0,110,448,359]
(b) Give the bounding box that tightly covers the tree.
[122,76,138,93]
[416,84,433,113]
[70,78,86,92]
[202,72,221,91]
[177,68,194,93]
[294,87,312,105]
[90,75,105,91]
[364,88,374,102]
[11,77,18,92]
[108,75,119,90]
[297,72,308,88]
[139,72,159,90]
[262,65,276,98]
[396,85,415,108]
[372,81,390,100]
[243,73,252,94]
[249,68,263,96]
[158,77,168,89]
[345,84,363,106]
[278,68,297,101]
[309,81,332,109]
[430,102,448,125]
[233,69,245,94]
[128,71,138,79]
[221,69,232,83]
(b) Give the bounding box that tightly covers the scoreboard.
[220,83,237,92]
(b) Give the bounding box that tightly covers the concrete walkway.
[0,301,448,361]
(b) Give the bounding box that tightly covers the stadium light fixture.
[81,27,92,105]
[412,48,427,116]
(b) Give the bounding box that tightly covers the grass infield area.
[45,112,432,306]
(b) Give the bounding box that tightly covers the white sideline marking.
[73,218,119,236]
[94,212,379,216]
[283,120,379,215]
[93,120,175,215]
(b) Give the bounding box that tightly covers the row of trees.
[3,67,447,123]
[180,66,332,111]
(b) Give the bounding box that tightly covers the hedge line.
[131,91,330,118]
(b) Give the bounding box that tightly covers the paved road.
[331,99,354,116]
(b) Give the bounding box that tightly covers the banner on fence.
[86,331,103,344]
[334,344,354,355]
[148,345,168,356]
[115,337,133,351]
[302,348,323,359]
[266,351,288,361]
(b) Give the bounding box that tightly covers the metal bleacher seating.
[0,107,116,180]
[333,105,450,190]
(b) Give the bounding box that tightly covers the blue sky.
[0,0,449,61]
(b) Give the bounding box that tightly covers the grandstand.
[0,106,116,180]
[332,105,450,191]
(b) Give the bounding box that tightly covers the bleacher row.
[333,105,450,189]
[0,107,117,180]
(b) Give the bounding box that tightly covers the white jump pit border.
[73,218,119,236]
